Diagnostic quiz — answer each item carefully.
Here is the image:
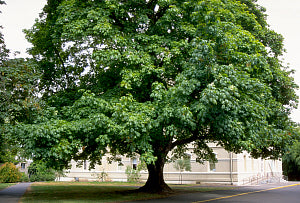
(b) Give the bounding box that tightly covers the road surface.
[132,182,300,203]
[0,183,31,203]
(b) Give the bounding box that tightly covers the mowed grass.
[21,182,164,203]
[0,183,16,191]
[21,182,235,203]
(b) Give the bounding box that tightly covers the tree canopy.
[283,140,300,181]
[283,127,300,181]
[0,0,42,163]
[14,0,299,192]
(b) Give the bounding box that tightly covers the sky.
[1,0,300,123]
[257,0,300,123]
[0,0,46,56]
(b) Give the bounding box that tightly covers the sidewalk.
[0,183,31,203]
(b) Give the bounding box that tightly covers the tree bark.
[138,155,172,193]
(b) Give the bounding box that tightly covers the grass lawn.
[21,182,235,202]
[0,183,16,191]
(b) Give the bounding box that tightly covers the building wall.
[16,160,32,175]
[61,144,282,185]
[236,152,282,184]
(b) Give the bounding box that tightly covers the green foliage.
[18,0,299,191]
[20,172,30,182]
[174,158,191,173]
[28,162,56,182]
[0,143,20,164]
[92,170,108,182]
[125,166,141,183]
[289,141,300,167]
[0,58,41,164]
[290,141,300,166]
[0,5,41,163]
[0,3,12,163]
[283,140,300,180]
[0,162,22,183]
[125,166,140,183]
[0,58,41,125]
[125,162,146,183]
[173,156,191,184]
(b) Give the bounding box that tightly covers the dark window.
[132,158,137,170]
[21,163,26,169]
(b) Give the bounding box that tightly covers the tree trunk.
[138,155,172,193]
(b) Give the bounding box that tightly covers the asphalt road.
[132,182,300,203]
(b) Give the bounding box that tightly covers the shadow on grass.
[21,182,236,203]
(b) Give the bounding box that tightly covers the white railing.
[242,172,283,185]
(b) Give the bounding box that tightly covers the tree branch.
[54,47,72,88]
[154,6,169,24]
[146,1,170,26]
[170,130,208,151]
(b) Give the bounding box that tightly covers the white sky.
[257,0,300,124]
[0,0,46,56]
[1,0,300,123]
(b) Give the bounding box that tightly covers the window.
[209,153,217,172]
[185,153,192,161]
[209,161,216,172]
[21,163,26,169]
[132,158,137,170]
[117,160,123,171]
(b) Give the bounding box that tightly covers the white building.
[59,143,283,185]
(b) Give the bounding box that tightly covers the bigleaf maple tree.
[17,0,299,192]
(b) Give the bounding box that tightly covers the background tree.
[283,129,300,181]
[17,0,299,192]
[27,161,57,182]
[0,1,41,163]
[0,58,41,163]
[0,0,9,163]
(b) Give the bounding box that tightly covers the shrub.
[92,170,109,182]
[125,162,146,183]
[0,162,22,183]
[173,157,191,184]
[283,141,300,180]
[28,162,56,182]
[20,172,30,182]
[125,166,141,182]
